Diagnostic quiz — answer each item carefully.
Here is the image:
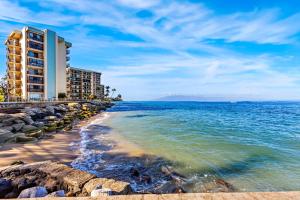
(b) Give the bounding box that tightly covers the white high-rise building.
[5,26,71,101]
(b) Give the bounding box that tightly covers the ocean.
[72,101,300,192]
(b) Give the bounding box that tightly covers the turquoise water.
[106,101,300,192]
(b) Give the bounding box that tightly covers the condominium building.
[5,26,71,101]
[66,67,104,100]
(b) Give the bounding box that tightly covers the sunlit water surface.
[103,101,300,192]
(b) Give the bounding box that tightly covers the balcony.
[27,88,44,93]
[66,56,70,61]
[27,68,43,76]
[8,49,21,55]
[8,65,21,71]
[27,72,43,77]
[8,71,21,77]
[27,76,43,85]
[8,73,21,79]
[6,40,20,46]
[28,32,44,43]
[7,55,21,63]
[66,49,70,54]
[28,41,43,51]
[28,58,44,68]
[27,51,43,60]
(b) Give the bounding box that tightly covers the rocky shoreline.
[0,161,132,198]
[0,101,235,198]
[0,101,113,145]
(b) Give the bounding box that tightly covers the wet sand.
[0,114,102,167]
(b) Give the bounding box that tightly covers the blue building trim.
[46,30,56,99]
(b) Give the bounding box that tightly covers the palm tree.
[117,94,122,101]
[105,86,110,97]
[111,88,116,98]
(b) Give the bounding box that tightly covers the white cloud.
[116,0,160,8]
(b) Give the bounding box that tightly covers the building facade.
[66,67,104,100]
[5,26,71,101]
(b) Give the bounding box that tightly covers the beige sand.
[0,114,101,167]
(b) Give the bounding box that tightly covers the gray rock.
[12,123,25,132]
[10,160,25,165]
[18,186,48,198]
[54,105,67,113]
[2,118,15,126]
[22,116,34,125]
[0,178,13,198]
[0,129,14,143]
[25,130,43,138]
[46,106,55,115]
[8,133,26,143]
[32,121,44,128]
[14,119,25,124]
[91,188,112,197]
[45,190,65,197]
[16,136,37,143]
[82,178,132,195]
[2,126,14,132]
[21,125,38,133]
[4,191,18,198]
[56,113,63,118]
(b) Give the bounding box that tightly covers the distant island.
[156,95,243,102]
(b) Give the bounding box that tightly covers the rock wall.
[0,161,132,198]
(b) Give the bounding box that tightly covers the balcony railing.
[27,88,44,93]
[8,50,21,55]
[27,80,44,84]
[28,58,44,67]
[66,49,70,54]
[6,40,20,46]
[27,71,43,76]
[28,41,43,51]
[66,56,70,61]
[8,75,21,80]
[28,35,44,43]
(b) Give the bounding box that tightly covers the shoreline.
[0,113,102,167]
[0,104,236,196]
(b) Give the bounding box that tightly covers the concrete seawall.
[19,192,300,200]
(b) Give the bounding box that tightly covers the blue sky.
[1,0,300,100]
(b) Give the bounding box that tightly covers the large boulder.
[21,125,38,133]
[2,126,14,132]
[0,178,13,198]
[35,161,96,196]
[82,178,132,195]
[91,188,112,197]
[15,135,37,143]
[59,168,96,195]
[0,129,14,143]
[32,121,44,128]
[12,123,25,132]
[45,106,55,115]
[18,186,48,198]
[25,130,43,138]
[22,116,34,125]
[2,118,15,126]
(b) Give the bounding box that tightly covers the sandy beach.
[0,114,102,167]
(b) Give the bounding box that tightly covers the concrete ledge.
[18,192,300,200]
